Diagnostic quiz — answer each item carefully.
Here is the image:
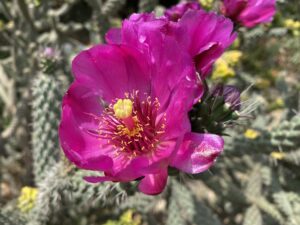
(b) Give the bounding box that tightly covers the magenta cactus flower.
[59,13,225,195]
[164,1,201,22]
[221,0,276,28]
[107,10,236,78]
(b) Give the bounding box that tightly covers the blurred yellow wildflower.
[244,129,260,139]
[212,59,235,79]
[274,98,284,107]
[199,0,213,9]
[212,51,242,80]
[284,19,300,30]
[0,20,4,30]
[284,19,300,36]
[18,186,38,213]
[103,210,141,225]
[222,51,243,66]
[6,21,15,30]
[256,78,271,89]
[270,152,286,160]
[268,97,285,111]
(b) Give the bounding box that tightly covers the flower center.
[98,92,166,156]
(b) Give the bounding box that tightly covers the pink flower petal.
[171,132,224,174]
[59,103,113,171]
[222,0,247,20]
[163,77,202,139]
[239,1,276,27]
[121,13,201,109]
[105,28,122,44]
[108,141,176,182]
[222,0,276,28]
[72,44,150,102]
[175,10,236,77]
[164,2,201,22]
[84,176,115,183]
[138,169,168,195]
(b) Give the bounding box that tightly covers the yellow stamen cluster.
[113,99,133,119]
[116,116,142,137]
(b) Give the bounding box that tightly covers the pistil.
[113,98,135,130]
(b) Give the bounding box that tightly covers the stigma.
[113,98,135,131]
[113,99,133,119]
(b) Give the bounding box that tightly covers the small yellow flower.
[284,19,300,36]
[17,186,38,213]
[270,152,285,160]
[268,97,285,111]
[103,210,141,225]
[292,30,300,37]
[284,19,300,30]
[212,51,242,80]
[244,129,260,139]
[120,210,135,224]
[274,98,284,108]
[212,59,235,80]
[222,51,243,66]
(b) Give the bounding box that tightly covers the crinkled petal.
[108,156,151,181]
[163,74,203,140]
[122,13,167,52]
[175,10,236,77]
[117,12,204,106]
[105,28,122,44]
[138,169,168,195]
[194,43,224,76]
[121,13,202,118]
[149,36,199,111]
[171,132,224,174]
[111,140,177,181]
[239,1,276,27]
[72,44,150,102]
[164,2,201,22]
[222,0,276,28]
[59,83,114,171]
[83,140,177,183]
[222,0,247,20]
